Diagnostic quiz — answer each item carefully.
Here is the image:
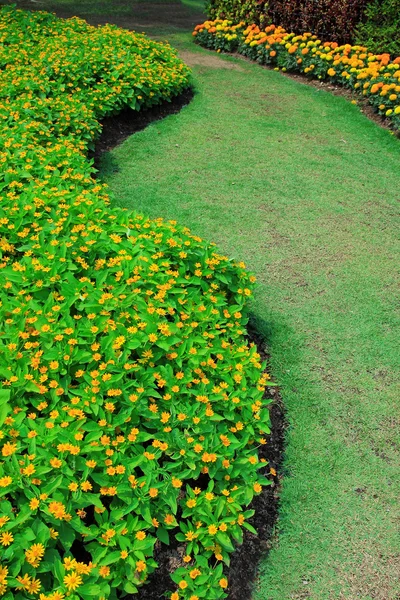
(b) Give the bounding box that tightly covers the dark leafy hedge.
[208,0,370,45]
[355,0,400,56]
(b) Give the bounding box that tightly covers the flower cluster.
[0,7,272,600]
[193,19,400,131]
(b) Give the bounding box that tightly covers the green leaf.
[216,532,235,552]
[243,522,258,535]
[77,584,103,596]
[0,389,10,405]
[58,523,76,550]
[123,582,138,594]
[156,527,170,545]
[53,559,65,584]
[101,551,121,566]
[0,389,10,427]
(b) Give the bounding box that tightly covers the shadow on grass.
[92,88,194,174]
[0,0,205,32]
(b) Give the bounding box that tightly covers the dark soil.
[91,88,194,169]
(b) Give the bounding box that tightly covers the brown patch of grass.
[334,550,400,600]
[179,50,244,69]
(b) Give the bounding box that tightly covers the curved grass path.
[4,1,400,598]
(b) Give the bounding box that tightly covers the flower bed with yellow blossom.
[193,19,400,131]
[0,7,272,600]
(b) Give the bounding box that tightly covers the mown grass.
[100,33,400,600]
[2,1,399,598]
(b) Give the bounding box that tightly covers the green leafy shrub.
[209,0,270,26]
[356,0,400,56]
[0,7,271,600]
[208,0,368,44]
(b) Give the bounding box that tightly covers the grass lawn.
[3,1,400,598]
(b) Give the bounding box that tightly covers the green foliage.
[0,6,271,600]
[209,0,269,25]
[207,0,368,44]
[356,0,400,56]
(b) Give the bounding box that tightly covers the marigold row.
[193,19,400,130]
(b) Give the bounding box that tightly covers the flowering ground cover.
[193,19,400,133]
[0,6,273,600]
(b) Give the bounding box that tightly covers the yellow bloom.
[0,532,13,546]
[1,442,17,457]
[136,560,146,572]
[63,572,82,591]
[0,476,12,487]
[178,580,188,589]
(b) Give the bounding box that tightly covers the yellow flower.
[63,572,82,591]
[189,568,201,579]
[0,532,13,546]
[178,580,188,589]
[136,560,146,572]
[1,442,17,457]
[0,476,12,487]
[48,592,65,600]
[26,577,41,594]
